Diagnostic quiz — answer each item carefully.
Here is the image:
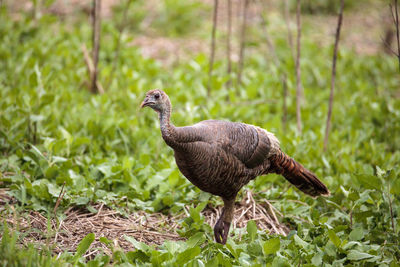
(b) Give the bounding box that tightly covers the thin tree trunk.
[385,1,400,68]
[226,0,232,93]
[237,0,249,89]
[91,0,102,94]
[323,0,344,151]
[295,0,302,133]
[208,0,219,97]
[106,0,133,89]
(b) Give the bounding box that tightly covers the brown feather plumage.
[141,89,330,244]
[270,150,330,197]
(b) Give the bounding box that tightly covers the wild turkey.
[141,89,330,244]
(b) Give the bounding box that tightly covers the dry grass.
[203,190,289,236]
[0,188,289,257]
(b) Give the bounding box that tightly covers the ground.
[1,188,288,257]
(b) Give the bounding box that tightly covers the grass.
[0,0,400,266]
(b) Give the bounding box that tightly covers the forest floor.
[1,188,288,256]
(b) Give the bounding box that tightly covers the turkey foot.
[214,215,231,244]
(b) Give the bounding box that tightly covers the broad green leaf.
[263,238,280,255]
[31,145,46,159]
[97,165,113,178]
[390,178,400,195]
[74,197,89,205]
[74,233,95,259]
[347,250,374,261]
[164,240,181,254]
[124,235,151,252]
[355,174,382,191]
[186,232,206,248]
[47,183,60,197]
[349,227,364,241]
[189,206,200,222]
[51,156,68,163]
[238,253,252,267]
[247,241,262,256]
[294,235,310,249]
[194,201,208,213]
[176,246,201,265]
[162,194,174,206]
[45,165,59,179]
[328,230,341,248]
[246,220,257,241]
[311,252,323,266]
[343,241,361,250]
[271,256,291,267]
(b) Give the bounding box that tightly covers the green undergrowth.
[0,2,400,266]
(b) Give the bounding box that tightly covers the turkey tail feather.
[271,151,330,197]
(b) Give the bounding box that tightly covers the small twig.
[265,200,282,221]
[324,0,344,151]
[390,0,400,71]
[235,205,252,223]
[54,220,64,243]
[53,182,66,214]
[82,43,104,94]
[256,205,281,235]
[381,35,399,56]
[91,0,102,94]
[246,190,256,218]
[82,43,95,79]
[95,203,104,218]
[208,0,219,97]
[84,249,99,259]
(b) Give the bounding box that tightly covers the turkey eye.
[154,93,160,99]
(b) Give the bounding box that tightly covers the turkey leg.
[214,198,235,244]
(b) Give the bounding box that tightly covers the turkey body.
[141,89,330,244]
[170,120,278,200]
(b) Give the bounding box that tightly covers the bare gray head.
[140,89,170,113]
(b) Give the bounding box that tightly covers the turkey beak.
[140,98,151,108]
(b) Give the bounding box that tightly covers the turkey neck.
[158,101,176,145]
